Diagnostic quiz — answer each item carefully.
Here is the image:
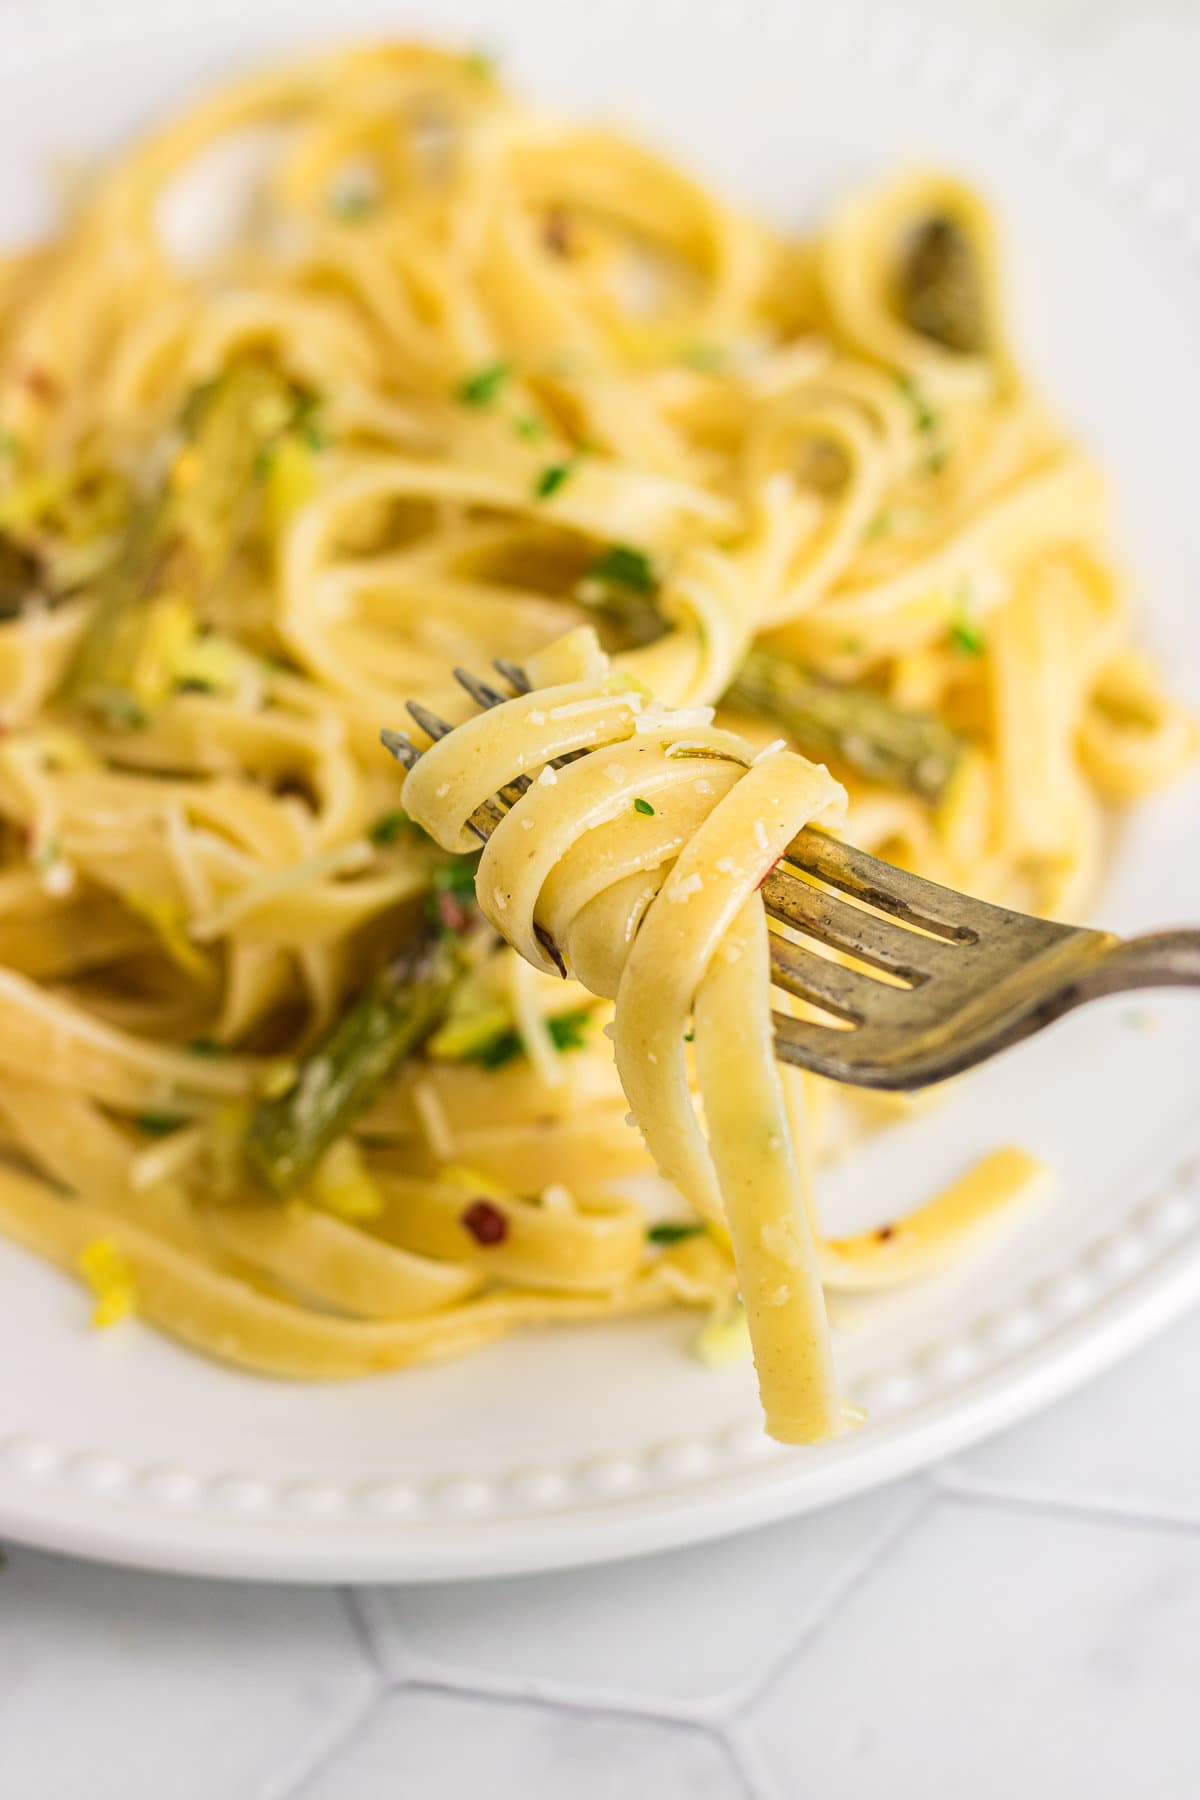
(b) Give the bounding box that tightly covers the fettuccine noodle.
[0,43,1190,1435]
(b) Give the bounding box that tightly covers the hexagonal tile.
[358,1482,922,1715]
[941,1305,1200,1521]
[293,1688,747,1800]
[742,1498,1200,1799]
[0,1548,376,1800]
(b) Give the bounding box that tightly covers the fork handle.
[1080,929,1200,1000]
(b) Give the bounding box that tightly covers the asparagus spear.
[246,929,461,1197]
[725,646,964,802]
[896,215,986,355]
[65,361,313,723]
[0,531,45,619]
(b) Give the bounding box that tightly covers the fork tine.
[786,828,980,942]
[768,935,881,1024]
[493,658,531,694]
[380,728,420,770]
[406,700,454,742]
[761,867,938,980]
[453,666,509,710]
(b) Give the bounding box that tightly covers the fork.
[382,663,1200,1091]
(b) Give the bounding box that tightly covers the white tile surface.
[359,1484,923,1715]
[942,1305,1200,1522]
[0,1549,376,1800]
[2,4,1200,1799]
[741,1496,1200,1800]
[295,1691,749,1800]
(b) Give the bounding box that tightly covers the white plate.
[2,0,1199,1583]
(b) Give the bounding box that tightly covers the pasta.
[0,43,1191,1435]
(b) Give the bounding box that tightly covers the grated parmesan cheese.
[670,872,703,902]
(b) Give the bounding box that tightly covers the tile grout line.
[260,1612,386,1800]
[930,1473,1200,1540]
[714,1477,940,1724]
[342,1585,395,1683]
[371,1671,758,1784]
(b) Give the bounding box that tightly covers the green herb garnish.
[368,810,426,847]
[587,543,655,596]
[134,1113,185,1136]
[632,797,655,816]
[949,616,985,657]
[534,460,574,501]
[463,47,497,80]
[513,414,547,442]
[464,1006,595,1070]
[895,372,938,436]
[457,361,512,408]
[647,1220,707,1245]
[186,1037,223,1057]
[948,585,985,656]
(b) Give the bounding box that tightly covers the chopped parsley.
[587,543,655,596]
[533,460,574,501]
[134,1113,185,1137]
[949,583,985,657]
[546,1009,594,1053]
[632,797,655,816]
[647,1220,707,1246]
[293,389,330,452]
[368,809,427,847]
[683,1027,695,1043]
[186,1037,223,1057]
[513,414,547,442]
[949,615,986,656]
[456,361,512,408]
[102,694,149,731]
[432,860,477,902]
[462,1006,595,1070]
[895,371,938,436]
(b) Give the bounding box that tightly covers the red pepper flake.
[434,889,471,933]
[875,1223,897,1243]
[461,1198,509,1246]
[19,365,60,406]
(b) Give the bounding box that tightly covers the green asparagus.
[0,530,44,619]
[896,215,986,355]
[725,645,964,802]
[245,930,461,1196]
[65,360,318,723]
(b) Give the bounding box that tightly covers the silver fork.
[382,664,1200,1091]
